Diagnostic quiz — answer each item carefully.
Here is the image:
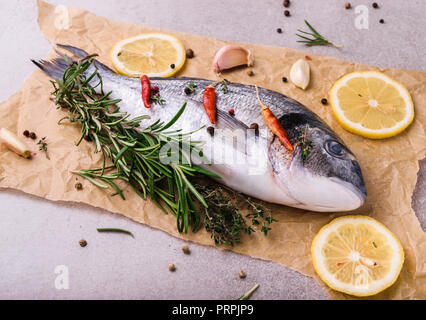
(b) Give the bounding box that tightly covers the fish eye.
[325,140,346,158]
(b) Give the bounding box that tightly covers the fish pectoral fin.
[216,109,248,130]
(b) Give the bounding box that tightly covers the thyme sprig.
[296,20,343,48]
[150,92,166,105]
[37,136,49,159]
[198,184,276,246]
[50,57,219,234]
[220,79,230,94]
[296,124,312,160]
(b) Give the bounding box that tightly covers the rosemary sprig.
[97,228,134,238]
[50,58,219,234]
[296,20,343,48]
[237,284,259,300]
[187,82,197,93]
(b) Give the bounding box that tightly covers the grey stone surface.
[0,0,424,300]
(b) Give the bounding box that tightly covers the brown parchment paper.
[0,0,425,299]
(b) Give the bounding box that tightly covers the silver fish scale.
[101,72,306,135]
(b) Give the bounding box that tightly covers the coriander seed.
[79,239,87,247]
[345,3,351,9]
[182,245,190,254]
[238,270,246,279]
[168,263,176,271]
[247,69,254,76]
[75,182,83,190]
[29,132,37,140]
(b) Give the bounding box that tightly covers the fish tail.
[32,44,113,79]
[31,57,70,79]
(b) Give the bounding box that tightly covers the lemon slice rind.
[311,215,404,297]
[330,71,414,139]
[111,33,186,77]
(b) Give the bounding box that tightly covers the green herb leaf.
[97,228,134,237]
[237,284,259,300]
[296,20,343,48]
[51,58,218,236]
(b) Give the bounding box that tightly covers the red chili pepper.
[140,75,151,108]
[203,87,216,124]
[256,86,294,152]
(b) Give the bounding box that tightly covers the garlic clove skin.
[290,59,310,90]
[0,128,32,158]
[212,45,254,73]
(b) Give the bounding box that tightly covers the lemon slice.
[329,71,414,139]
[311,215,404,297]
[111,33,186,77]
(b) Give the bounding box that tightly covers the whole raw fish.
[32,44,366,212]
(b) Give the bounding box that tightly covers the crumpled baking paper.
[0,0,425,299]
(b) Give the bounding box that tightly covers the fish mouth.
[288,177,366,212]
[327,176,366,210]
[275,158,367,212]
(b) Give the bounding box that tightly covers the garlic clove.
[0,128,32,158]
[290,58,310,90]
[212,45,254,73]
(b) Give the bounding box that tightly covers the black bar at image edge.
[0,300,423,318]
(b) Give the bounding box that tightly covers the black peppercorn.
[321,98,328,105]
[276,28,282,34]
[207,126,215,136]
[283,0,290,8]
[29,132,37,140]
[184,87,192,95]
[186,48,194,58]
[372,3,379,8]
[23,130,30,137]
[379,19,384,24]
[284,10,290,17]
[282,76,287,82]
[170,64,175,69]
